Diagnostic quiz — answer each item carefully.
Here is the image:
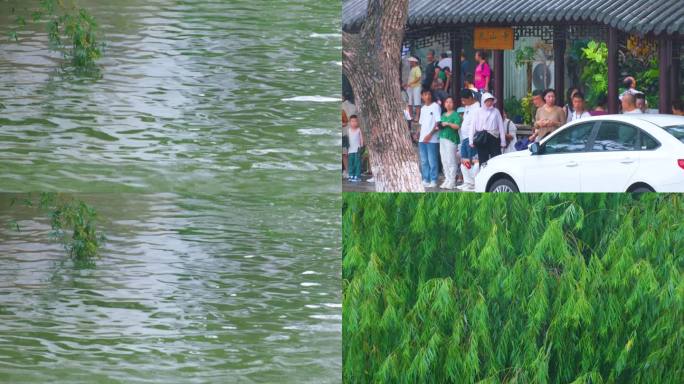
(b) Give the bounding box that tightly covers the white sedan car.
[475,114,684,192]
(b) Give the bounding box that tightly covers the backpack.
[515,137,530,151]
[471,89,482,103]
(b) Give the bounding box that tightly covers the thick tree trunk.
[342,0,424,192]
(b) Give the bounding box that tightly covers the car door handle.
[620,158,635,164]
[565,161,578,167]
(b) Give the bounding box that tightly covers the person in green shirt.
[439,96,462,189]
[438,66,447,83]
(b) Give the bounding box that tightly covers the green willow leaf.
[343,194,684,384]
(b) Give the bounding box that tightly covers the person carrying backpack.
[502,111,517,153]
[468,92,506,167]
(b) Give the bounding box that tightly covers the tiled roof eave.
[342,0,683,37]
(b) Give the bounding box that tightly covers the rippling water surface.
[0,0,341,194]
[0,193,340,383]
[0,0,341,382]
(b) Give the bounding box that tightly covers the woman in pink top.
[473,50,491,91]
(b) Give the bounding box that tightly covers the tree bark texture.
[342,0,424,192]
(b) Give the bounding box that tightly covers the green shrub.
[343,194,684,384]
[503,96,523,122]
[520,93,535,126]
[580,41,608,107]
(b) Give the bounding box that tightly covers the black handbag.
[473,130,488,147]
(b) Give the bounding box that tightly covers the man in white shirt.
[621,93,642,114]
[418,89,442,188]
[438,52,452,76]
[619,76,639,100]
[635,93,650,113]
[567,92,591,122]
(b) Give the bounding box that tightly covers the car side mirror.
[530,142,542,155]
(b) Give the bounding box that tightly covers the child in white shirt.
[347,115,364,182]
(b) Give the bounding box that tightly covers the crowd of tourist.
[402,49,489,123]
[342,50,684,190]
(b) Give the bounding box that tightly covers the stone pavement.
[342,174,468,192]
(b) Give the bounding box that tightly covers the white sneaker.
[428,181,437,188]
[444,182,455,190]
[471,163,480,179]
[460,164,474,188]
[366,177,375,183]
[422,181,430,187]
[463,184,475,192]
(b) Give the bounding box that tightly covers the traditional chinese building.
[342,0,684,114]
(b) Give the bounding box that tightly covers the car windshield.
[664,125,684,144]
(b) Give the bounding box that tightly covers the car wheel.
[629,186,654,193]
[489,178,519,193]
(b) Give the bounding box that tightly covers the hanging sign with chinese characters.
[474,27,514,50]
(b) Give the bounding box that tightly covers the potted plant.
[520,93,535,126]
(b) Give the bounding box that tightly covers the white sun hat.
[481,92,496,103]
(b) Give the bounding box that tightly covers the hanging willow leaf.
[343,194,684,384]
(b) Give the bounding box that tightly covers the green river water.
[0,1,341,383]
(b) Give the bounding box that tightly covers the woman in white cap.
[469,92,506,168]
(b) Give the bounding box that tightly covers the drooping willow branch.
[343,193,684,384]
[10,192,105,263]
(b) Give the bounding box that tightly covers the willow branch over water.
[10,193,104,265]
[8,0,103,69]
